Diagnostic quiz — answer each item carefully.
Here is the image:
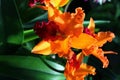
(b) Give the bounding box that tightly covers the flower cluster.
[29,0,116,80]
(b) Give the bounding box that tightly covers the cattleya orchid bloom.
[64,53,96,80]
[31,2,116,80]
[48,4,85,36]
[29,0,69,9]
[32,6,85,58]
[71,18,116,68]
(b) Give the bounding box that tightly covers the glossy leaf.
[23,29,39,43]
[42,58,65,71]
[115,2,120,19]
[15,0,47,24]
[84,20,110,26]
[0,55,65,80]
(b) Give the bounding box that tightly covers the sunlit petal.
[75,63,96,76]
[83,46,109,68]
[50,36,71,57]
[71,33,97,49]
[50,0,69,7]
[95,31,115,47]
[88,17,95,33]
[48,6,85,36]
[32,40,52,55]
[64,53,96,80]
[59,0,69,7]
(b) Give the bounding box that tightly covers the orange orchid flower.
[48,5,85,36]
[32,6,85,58]
[29,0,69,10]
[71,18,116,68]
[64,53,96,80]
[30,0,116,79]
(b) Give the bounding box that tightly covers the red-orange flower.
[64,53,96,80]
[30,0,116,79]
[71,18,116,68]
[32,6,85,58]
[48,5,85,36]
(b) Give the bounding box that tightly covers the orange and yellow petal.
[88,18,95,33]
[49,0,69,7]
[48,6,85,36]
[71,33,97,49]
[82,46,109,68]
[32,36,71,58]
[32,40,52,55]
[75,63,96,76]
[50,36,71,58]
[95,31,115,47]
[64,52,96,80]
[59,0,69,7]
[64,62,96,80]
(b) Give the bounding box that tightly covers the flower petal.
[50,0,69,7]
[88,17,95,33]
[95,31,115,47]
[32,40,52,55]
[64,60,95,80]
[82,46,109,68]
[48,6,85,36]
[71,33,97,49]
[75,63,96,76]
[59,0,69,7]
[50,0,61,8]
[50,36,70,57]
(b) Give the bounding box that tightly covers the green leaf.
[23,29,39,43]
[42,58,65,72]
[115,2,120,19]
[1,0,24,45]
[27,12,48,23]
[0,55,65,80]
[15,0,47,24]
[84,20,110,25]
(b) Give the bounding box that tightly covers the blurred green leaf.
[86,3,114,20]
[0,55,65,80]
[84,20,110,25]
[1,0,24,45]
[27,12,48,23]
[42,58,65,71]
[23,29,39,43]
[115,2,120,19]
[15,0,47,24]
[116,75,120,80]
